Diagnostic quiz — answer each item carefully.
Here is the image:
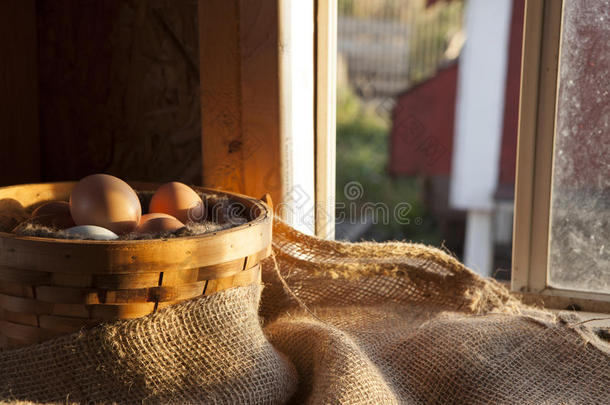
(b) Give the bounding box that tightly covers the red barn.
[389,0,525,263]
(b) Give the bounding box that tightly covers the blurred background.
[335,0,525,280]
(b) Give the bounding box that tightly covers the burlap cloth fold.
[1,219,609,404]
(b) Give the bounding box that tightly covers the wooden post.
[198,0,282,206]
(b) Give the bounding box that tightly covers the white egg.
[64,225,119,241]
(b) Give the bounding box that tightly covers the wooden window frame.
[315,0,337,239]
[512,0,610,312]
[199,0,336,239]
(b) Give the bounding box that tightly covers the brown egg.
[136,213,185,234]
[70,174,141,235]
[31,201,75,229]
[149,182,204,223]
[139,213,175,222]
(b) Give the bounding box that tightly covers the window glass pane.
[335,0,465,249]
[548,0,610,293]
[335,0,524,280]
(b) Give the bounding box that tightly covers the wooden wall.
[38,0,202,185]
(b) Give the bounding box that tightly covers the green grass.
[336,86,440,244]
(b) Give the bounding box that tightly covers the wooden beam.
[0,0,40,186]
[239,0,282,207]
[199,0,244,193]
[199,0,281,206]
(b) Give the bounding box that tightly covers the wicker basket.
[0,182,272,349]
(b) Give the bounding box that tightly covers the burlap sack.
[1,219,609,404]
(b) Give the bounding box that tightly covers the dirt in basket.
[7,192,250,240]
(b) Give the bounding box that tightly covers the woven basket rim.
[0,181,271,246]
[0,182,273,274]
